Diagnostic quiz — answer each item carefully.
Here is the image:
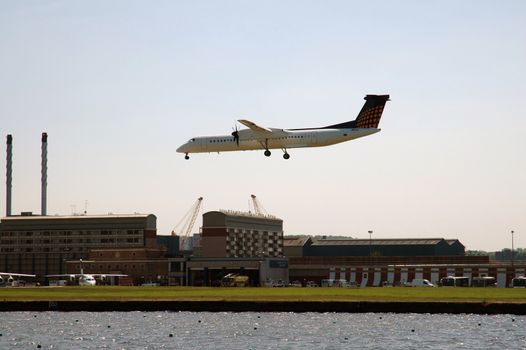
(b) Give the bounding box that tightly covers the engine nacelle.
[7,276,14,283]
[0,276,4,284]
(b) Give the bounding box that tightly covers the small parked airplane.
[177,94,389,159]
[0,272,36,286]
[45,259,127,286]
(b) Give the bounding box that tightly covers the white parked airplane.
[177,94,390,159]
[46,260,127,286]
[0,272,36,286]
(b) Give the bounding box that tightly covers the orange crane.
[172,197,203,251]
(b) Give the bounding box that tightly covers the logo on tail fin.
[355,94,390,129]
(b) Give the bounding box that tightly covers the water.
[0,312,525,349]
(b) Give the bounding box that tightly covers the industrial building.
[284,237,525,288]
[284,237,465,257]
[0,214,159,276]
[200,210,284,258]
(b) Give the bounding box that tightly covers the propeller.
[231,123,240,146]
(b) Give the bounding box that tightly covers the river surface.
[0,312,525,349]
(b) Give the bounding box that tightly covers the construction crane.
[249,194,268,216]
[172,197,203,251]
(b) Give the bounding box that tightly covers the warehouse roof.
[311,238,449,246]
[1,214,153,221]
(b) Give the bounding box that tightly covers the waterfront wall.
[1,301,526,315]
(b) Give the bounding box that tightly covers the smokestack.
[6,134,12,217]
[41,132,47,216]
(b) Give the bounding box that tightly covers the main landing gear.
[263,149,290,159]
[282,148,290,160]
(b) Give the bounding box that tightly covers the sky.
[0,1,525,251]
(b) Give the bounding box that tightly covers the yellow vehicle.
[221,273,249,287]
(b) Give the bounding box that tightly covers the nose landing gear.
[184,153,189,160]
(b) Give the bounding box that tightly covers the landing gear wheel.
[283,153,290,160]
[264,150,271,157]
[185,154,190,160]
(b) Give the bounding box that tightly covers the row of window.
[1,238,142,246]
[1,247,81,253]
[1,230,143,237]
[209,135,309,144]
[0,240,142,253]
[228,229,281,234]
[75,264,145,271]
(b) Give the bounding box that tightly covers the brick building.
[200,211,284,258]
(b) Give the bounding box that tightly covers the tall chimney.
[41,132,47,216]
[6,134,12,217]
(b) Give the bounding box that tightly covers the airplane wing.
[238,119,272,133]
[0,272,36,277]
[45,274,127,277]
[45,274,78,278]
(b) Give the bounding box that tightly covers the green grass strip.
[1,286,525,303]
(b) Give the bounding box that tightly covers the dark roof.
[283,237,311,247]
[445,239,465,247]
[311,238,447,246]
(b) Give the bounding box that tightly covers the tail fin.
[354,94,390,128]
[324,94,390,129]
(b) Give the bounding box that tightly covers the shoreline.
[1,300,526,314]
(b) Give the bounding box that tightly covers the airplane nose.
[176,145,185,153]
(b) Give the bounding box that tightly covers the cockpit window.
[189,138,195,143]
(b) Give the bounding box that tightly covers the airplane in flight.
[0,272,36,286]
[177,94,390,159]
[46,259,127,286]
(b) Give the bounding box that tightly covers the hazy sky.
[1,1,525,251]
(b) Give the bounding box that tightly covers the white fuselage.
[177,127,380,154]
[79,275,97,286]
